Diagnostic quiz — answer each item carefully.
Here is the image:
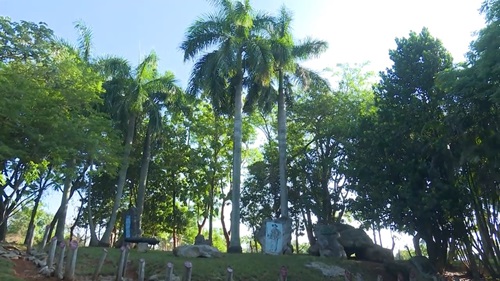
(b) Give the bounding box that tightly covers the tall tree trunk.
[172,179,177,249]
[87,179,99,246]
[228,77,243,254]
[69,199,84,241]
[208,184,214,244]
[136,120,153,234]
[55,163,74,242]
[423,234,448,273]
[278,70,288,218]
[46,207,60,245]
[0,215,8,242]
[24,187,44,245]
[100,114,136,246]
[413,233,422,256]
[221,191,230,249]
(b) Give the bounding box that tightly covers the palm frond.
[293,64,330,92]
[73,20,93,62]
[292,38,328,60]
[135,51,158,83]
[180,14,226,61]
[97,56,132,79]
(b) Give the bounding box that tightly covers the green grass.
[77,247,388,281]
[0,257,23,281]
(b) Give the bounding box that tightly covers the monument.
[265,222,283,255]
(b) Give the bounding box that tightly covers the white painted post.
[226,266,233,281]
[377,274,384,281]
[183,261,192,281]
[56,241,66,279]
[138,258,145,281]
[92,248,108,281]
[64,240,79,281]
[116,245,128,281]
[47,237,58,269]
[166,262,174,281]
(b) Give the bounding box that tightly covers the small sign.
[264,222,283,255]
[123,207,138,238]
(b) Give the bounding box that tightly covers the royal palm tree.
[269,6,328,218]
[181,0,273,253]
[98,51,173,246]
[136,70,183,233]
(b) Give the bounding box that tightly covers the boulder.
[173,245,222,258]
[255,217,293,255]
[304,261,345,278]
[336,225,373,256]
[358,244,394,263]
[312,224,346,259]
[194,234,211,245]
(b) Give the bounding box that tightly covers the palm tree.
[136,70,183,233]
[268,6,328,218]
[98,51,171,246]
[181,0,273,253]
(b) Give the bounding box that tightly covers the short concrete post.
[279,266,288,281]
[138,258,146,281]
[226,266,233,281]
[116,245,128,281]
[344,269,353,281]
[377,274,384,281]
[183,261,192,281]
[47,237,58,269]
[92,248,108,281]
[397,272,405,281]
[65,240,79,281]
[166,262,174,281]
[56,241,66,279]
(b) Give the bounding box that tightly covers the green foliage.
[346,28,464,270]
[7,203,51,243]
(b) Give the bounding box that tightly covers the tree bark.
[228,75,243,254]
[136,120,153,234]
[55,163,74,242]
[24,187,44,245]
[100,114,136,246]
[413,233,422,256]
[278,69,288,219]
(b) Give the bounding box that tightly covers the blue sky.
[1,0,488,246]
[2,0,486,88]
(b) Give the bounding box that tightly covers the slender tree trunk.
[221,191,230,249]
[228,77,243,253]
[413,233,422,256]
[87,180,99,246]
[208,184,214,244]
[172,179,177,248]
[24,188,44,245]
[278,70,288,218]
[377,223,383,247]
[69,200,84,241]
[100,114,136,246]
[55,163,75,242]
[46,207,60,244]
[136,120,153,234]
[0,215,8,242]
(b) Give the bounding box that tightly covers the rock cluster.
[308,223,394,263]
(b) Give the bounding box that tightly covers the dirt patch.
[11,258,57,281]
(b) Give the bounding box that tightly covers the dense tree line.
[0,0,498,278]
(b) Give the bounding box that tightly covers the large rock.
[304,261,345,278]
[358,244,394,263]
[173,245,222,258]
[311,224,346,259]
[255,217,293,255]
[307,223,394,263]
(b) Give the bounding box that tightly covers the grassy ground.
[0,257,23,281]
[76,247,388,281]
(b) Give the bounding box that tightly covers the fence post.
[56,241,66,279]
[47,237,58,269]
[138,258,146,281]
[279,265,288,281]
[166,262,174,281]
[116,245,128,281]
[183,261,192,281]
[65,240,79,281]
[92,248,108,281]
[226,266,233,281]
